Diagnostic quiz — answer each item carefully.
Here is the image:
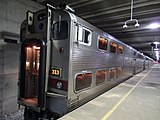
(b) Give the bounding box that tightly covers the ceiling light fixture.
[153,42,160,45]
[123,0,140,28]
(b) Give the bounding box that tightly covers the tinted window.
[110,42,117,53]
[98,37,108,51]
[52,21,68,40]
[96,70,106,85]
[109,68,116,79]
[77,25,92,45]
[75,73,92,91]
[83,30,90,44]
[118,45,124,54]
[137,54,144,59]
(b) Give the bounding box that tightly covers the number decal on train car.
[51,67,62,77]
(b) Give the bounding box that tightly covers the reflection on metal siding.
[72,48,123,70]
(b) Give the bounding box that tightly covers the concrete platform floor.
[59,64,160,120]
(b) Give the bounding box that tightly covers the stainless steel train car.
[18,4,154,120]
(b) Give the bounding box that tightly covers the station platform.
[58,64,160,120]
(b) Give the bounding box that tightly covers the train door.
[19,39,46,109]
[24,45,40,105]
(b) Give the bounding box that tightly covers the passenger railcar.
[18,4,153,120]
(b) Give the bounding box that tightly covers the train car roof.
[66,9,152,59]
[73,12,140,51]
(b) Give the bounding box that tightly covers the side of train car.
[18,5,154,120]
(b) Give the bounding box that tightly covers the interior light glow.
[26,47,31,50]
[33,46,40,49]
[37,62,40,70]
[147,23,160,29]
[26,61,30,69]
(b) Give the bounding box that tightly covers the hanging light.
[123,0,140,28]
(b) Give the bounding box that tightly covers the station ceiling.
[36,0,160,60]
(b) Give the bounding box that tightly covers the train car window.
[52,20,68,40]
[82,28,92,45]
[110,42,117,53]
[75,73,92,91]
[109,68,116,79]
[137,54,144,59]
[117,68,123,77]
[96,70,106,85]
[98,37,108,51]
[118,45,124,54]
[83,29,90,44]
[77,25,92,46]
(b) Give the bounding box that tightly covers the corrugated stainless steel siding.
[72,47,122,70]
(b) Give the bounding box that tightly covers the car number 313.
[51,68,62,77]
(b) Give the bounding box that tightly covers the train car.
[18,4,153,120]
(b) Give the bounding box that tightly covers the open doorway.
[24,45,40,106]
